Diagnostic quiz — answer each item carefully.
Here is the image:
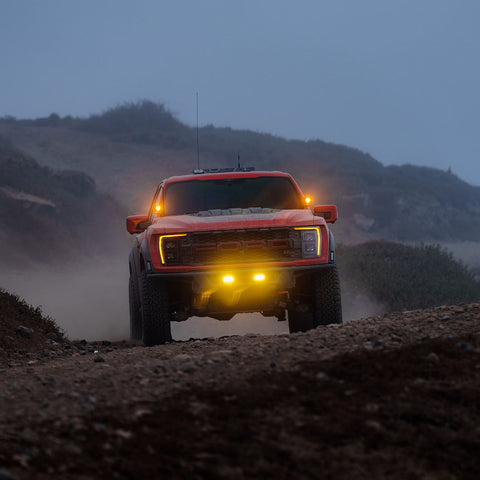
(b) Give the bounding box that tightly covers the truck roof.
[163,170,293,184]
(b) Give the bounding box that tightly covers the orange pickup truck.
[126,168,342,345]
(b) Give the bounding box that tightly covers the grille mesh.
[168,228,302,266]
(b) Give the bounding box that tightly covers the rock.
[16,326,34,339]
[94,355,106,363]
[174,354,191,361]
[46,331,59,341]
[93,422,107,432]
[65,443,82,455]
[210,349,234,356]
[0,469,13,480]
[115,429,133,439]
[365,403,379,413]
[363,341,374,350]
[456,342,475,353]
[427,352,440,364]
[133,408,152,419]
[365,420,384,432]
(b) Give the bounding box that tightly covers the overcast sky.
[1,0,479,185]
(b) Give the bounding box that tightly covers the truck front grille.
[169,228,302,266]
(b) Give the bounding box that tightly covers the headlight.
[295,227,321,257]
[159,234,187,264]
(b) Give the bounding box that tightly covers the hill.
[0,142,126,267]
[2,100,480,243]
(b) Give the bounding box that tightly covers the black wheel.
[312,267,342,326]
[140,269,172,346]
[129,273,142,340]
[288,267,342,333]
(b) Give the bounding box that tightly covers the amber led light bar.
[294,227,321,256]
[159,234,187,264]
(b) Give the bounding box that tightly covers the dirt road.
[1,302,480,479]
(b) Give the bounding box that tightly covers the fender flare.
[138,237,154,272]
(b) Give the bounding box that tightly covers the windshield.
[163,176,304,216]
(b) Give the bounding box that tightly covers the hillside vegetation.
[2,100,480,243]
[337,241,480,312]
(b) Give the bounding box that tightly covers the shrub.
[337,241,480,312]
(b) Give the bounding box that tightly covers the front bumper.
[146,263,334,282]
[147,263,335,316]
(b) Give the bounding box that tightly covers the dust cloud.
[0,258,130,341]
[341,290,386,322]
[0,258,289,341]
[1,256,386,342]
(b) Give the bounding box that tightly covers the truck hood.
[148,209,323,235]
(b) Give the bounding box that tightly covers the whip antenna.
[196,92,200,170]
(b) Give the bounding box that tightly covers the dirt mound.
[2,330,480,479]
[1,300,480,478]
[0,289,65,362]
[0,289,136,366]
[57,334,478,480]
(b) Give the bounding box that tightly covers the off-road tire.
[287,307,314,333]
[129,273,142,340]
[288,267,342,333]
[140,269,172,346]
[312,266,342,326]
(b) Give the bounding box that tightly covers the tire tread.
[141,270,172,346]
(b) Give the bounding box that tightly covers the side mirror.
[126,215,150,234]
[313,205,338,223]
